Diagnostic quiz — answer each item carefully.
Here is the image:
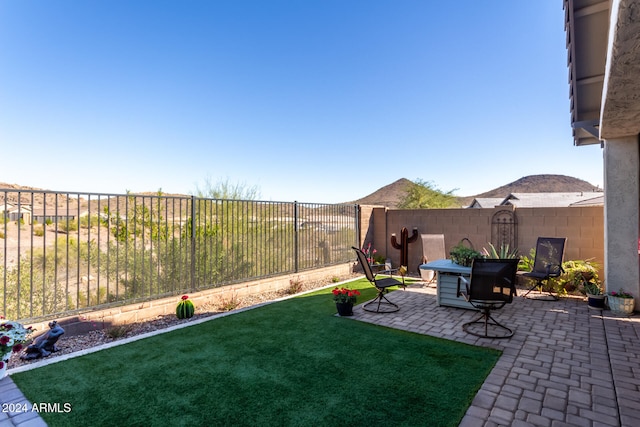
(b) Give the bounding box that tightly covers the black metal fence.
[0,189,359,322]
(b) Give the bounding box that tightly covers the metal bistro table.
[419,259,474,310]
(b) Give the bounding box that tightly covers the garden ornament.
[21,320,65,360]
[390,227,419,268]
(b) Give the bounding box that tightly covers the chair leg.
[462,309,513,338]
[522,279,558,301]
[423,276,437,288]
[363,289,400,313]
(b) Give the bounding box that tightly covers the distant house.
[3,204,79,224]
[31,209,77,224]
[568,195,604,207]
[467,192,604,208]
[467,198,504,209]
[8,205,32,222]
[0,203,14,220]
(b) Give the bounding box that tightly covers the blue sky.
[0,1,603,203]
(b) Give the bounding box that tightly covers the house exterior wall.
[603,136,640,298]
[358,205,605,279]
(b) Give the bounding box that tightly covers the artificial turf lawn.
[12,279,501,426]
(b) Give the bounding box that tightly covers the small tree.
[398,179,457,209]
[195,178,261,200]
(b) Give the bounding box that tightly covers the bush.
[449,242,482,267]
[34,225,45,237]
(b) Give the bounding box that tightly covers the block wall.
[359,205,604,276]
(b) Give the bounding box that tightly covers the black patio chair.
[352,246,404,313]
[518,237,566,301]
[457,258,519,338]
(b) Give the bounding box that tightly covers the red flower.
[0,361,4,370]
[181,295,189,300]
[332,288,340,295]
[0,335,10,345]
[12,344,23,353]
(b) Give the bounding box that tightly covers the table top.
[419,259,471,274]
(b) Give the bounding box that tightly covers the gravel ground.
[8,273,361,369]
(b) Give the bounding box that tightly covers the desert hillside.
[2,174,601,209]
[351,175,601,208]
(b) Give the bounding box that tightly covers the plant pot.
[608,296,635,316]
[336,302,354,316]
[0,353,10,379]
[587,294,605,310]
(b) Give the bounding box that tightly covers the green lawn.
[12,279,501,427]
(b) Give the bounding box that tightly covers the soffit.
[566,0,640,145]
[564,0,610,146]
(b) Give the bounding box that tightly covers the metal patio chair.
[352,246,404,313]
[518,237,566,301]
[418,234,446,286]
[457,258,519,338]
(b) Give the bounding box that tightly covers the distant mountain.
[2,175,602,209]
[352,175,602,208]
[351,178,413,207]
[472,174,600,198]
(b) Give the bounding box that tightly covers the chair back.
[420,234,446,263]
[352,247,376,282]
[532,237,566,277]
[468,258,519,303]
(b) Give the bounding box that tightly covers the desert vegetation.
[1,185,356,321]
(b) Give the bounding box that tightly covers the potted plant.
[607,289,635,316]
[583,281,605,310]
[560,259,600,293]
[332,287,361,316]
[449,239,483,267]
[0,317,34,377]
[481,242,518,259]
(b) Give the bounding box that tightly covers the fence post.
[190,196,196,290]
[355,204,360,250]
[294,201,299,273]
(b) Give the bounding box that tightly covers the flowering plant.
[1,316,34,368]
[332,287,361,304]
[362,243,385,265]
[362,243,377,264]
[609,289,633,299]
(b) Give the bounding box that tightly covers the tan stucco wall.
[359,205,604,277]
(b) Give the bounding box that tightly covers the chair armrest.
[545,263,565,278]
[372,269,397,282]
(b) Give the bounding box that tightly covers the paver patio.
[2,282,640,426]
[352,284,640,427]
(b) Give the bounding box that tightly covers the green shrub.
[482,242,518,259]
[105,324,134,339]
[34,225,45,237]
[449,241,482,267]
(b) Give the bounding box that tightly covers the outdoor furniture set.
[355,236,567,339]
